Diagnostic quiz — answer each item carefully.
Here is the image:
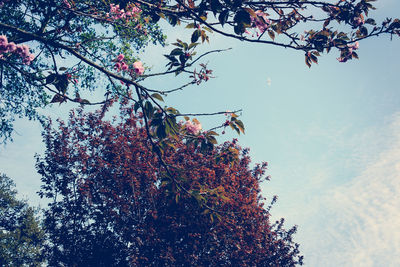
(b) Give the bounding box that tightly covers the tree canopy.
[37,106,302,266]
[1,1,399,265]
[0,174,44,267]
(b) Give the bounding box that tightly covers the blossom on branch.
[133,61,144,75]
[106,3,142,24]
[0,35,34,65]
[185,119,202,135]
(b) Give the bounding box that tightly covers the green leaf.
[234,9,251,26]
[46,73,57,84]
[305,54,312,68]
[233,0,243,7]
[166,107,179,115]
[167,15,178,26]
[234,23,246,35]
[365,18,376,25]
[191,30,201,43]
[206,131,219,136]
[188,42,199,50]
[218,10,229,27]
[151,93,164,102]
[207,135,218,145]
[360,26,368,36]
[202,209,210,215]
[203,26,213,33]
[170,48,183,56]
[244,8,257,18]
[179,54,186,65]
[50,94,65,104]
[235,120,245,134]
[166,116,178,133]
[230,123,240,134]
[46,74,69,94]
[144,101,154,119]
[134,100,142,113]
[185,23,196,29]
[310,53,318,64]
[211,0,223,15]
[156,124,167,139]
[268,30,275,40]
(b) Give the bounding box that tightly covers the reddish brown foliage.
[37,106,303,266]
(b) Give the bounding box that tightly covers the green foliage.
[0,174,44,267]
[0,0,166,143]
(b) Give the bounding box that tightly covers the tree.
[0,173,44,266]
[36,106,303,266]
[0,0,398,143]
[2,1,399,265]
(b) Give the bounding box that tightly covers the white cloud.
[302,113,400,266]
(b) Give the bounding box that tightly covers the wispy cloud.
[302,113,400,266]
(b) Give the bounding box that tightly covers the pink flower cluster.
[106,3,141,23]
[0,35,34,65]
[63,0,72,8]
[133,61,144,75]
[353,15,365,27]
[185,120,202,135]
[253,11,271,33]
[246,10,271,37]
[347,41,359,52]
[337,41,359,62]
[114,54,144,76]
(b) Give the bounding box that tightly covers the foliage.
[0,0,398,143]
[1,1,399,265]
[36,106,303,266]
[0,173,44,267]
[0,0,165,142]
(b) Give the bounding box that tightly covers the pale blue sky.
[1,2,400,266]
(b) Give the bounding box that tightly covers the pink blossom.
[63,0,71,8]
[108,3,141,23]
[0,35,33,65]
[15,45,23,54]
[0,35,7,45]
[114,62,121,71]
[185,120,202,135]
[133,61,144,75]
[348,41,359,50]
[21,44,29,53]
[6,42,16,52]
[254,10,270,32]
[353,16,365,26]
[116,54,124,61]
[348,47,353,54]
[121,62,129,71]
[110,4,118,13]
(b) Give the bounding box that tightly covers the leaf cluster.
[36,106,303,266]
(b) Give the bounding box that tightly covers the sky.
[1,1,400,266]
